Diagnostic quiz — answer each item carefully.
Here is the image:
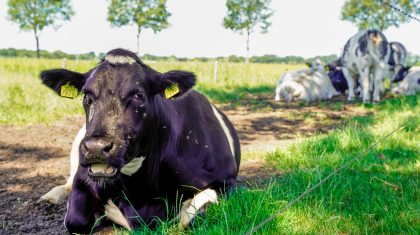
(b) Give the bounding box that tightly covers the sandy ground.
[0,94,364,234]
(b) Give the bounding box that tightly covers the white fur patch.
[105,54,136,65]
[179,189,218,227]
[211,105,235,158]
[40,124,86,204]
[104,199,131,230]
[121,157,145,176]
[39,185,72,204]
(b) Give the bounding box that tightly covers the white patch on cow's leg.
[105,199,132,231]
[373,68,383,103]
[211,105,235,158]
[360,68,371,103]
[342,67,355,101]
[40,124,86,204]
[178,189,218,227]
[121,157,145,176]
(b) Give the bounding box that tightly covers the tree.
[107,0,171,54]
[7,0,74,58]
[341,0,418,31]
[223,0,274,63]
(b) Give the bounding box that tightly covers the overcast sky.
[0,0,419,58]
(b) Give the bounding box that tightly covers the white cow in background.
[274,61,339,103]
[391,67,420,96]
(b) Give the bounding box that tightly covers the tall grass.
[0,58,302,124]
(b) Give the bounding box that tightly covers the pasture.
[0,58,419,234]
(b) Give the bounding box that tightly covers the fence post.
[213,61,218,82]
[62,58,67,69]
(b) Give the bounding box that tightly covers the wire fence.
[376,0,420,23]
[244,113,419,235]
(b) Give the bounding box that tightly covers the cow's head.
[325,60,348,94]
[40,49,195,185]
[392,65,410,83]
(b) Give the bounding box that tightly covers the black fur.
[40,69,87,95]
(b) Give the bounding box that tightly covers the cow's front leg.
[112,197,167,229]
[65,182,100,234]
[360,68,371,103]
[373,68,384,103]
[178,188,218,227]
[342,67,356,101]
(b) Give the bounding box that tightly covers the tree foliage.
[341,0,419,31]
[107,0,171,54]
[223,0,274,63]
[7,0,74,58]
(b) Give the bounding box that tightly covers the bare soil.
[0,94,365,234]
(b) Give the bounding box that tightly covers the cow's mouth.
[88,163,118,178]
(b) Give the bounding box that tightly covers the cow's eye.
[133,92,145,100]
[83,93,93,106]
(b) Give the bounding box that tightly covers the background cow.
[274,65,339,103]
[40,49,241,233]
[391,66,420,96]
[325,59,348,94]
[388,41,408,84]
[340,29,389,103]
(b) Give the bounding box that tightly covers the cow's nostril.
[84,138,114,157]
[103,142,113,153]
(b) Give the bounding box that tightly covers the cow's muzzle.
[80,137,122,178]
[88,163,117,178]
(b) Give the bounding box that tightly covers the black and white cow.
[388,41,408,83]
[274,64,339,103]
[40,49,241,233]
[326,40,409,96]
[392,66,420,95]
[325,59,348,94]
[340,29,389,103]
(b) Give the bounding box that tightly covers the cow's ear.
[40,69,87,98]
[150,70,196,98]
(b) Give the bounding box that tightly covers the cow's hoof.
[39,185,71,204]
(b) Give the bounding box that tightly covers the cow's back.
[159,90,240,188]
[342,29,388,71]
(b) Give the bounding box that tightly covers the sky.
[0,0,419,58]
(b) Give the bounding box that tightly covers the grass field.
[0,58,418,234]
[0,57,302,124]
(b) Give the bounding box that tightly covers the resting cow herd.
[275,29,418,103]
[37,30,418,233]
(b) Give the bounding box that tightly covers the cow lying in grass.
[274,62,339,103]
[40,49,241,233]
[392,66,420,96]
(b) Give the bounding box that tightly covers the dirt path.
[0,94,366,234]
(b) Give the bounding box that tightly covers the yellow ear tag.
[60,83,78,98]
[164,83,179,99]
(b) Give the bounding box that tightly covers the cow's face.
[40,49,195,184]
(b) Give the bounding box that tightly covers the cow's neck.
[134,95,180,191]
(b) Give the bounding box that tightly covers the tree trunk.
[34,28,40,58]
[245,29,250,63]
[136,27,141,55]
